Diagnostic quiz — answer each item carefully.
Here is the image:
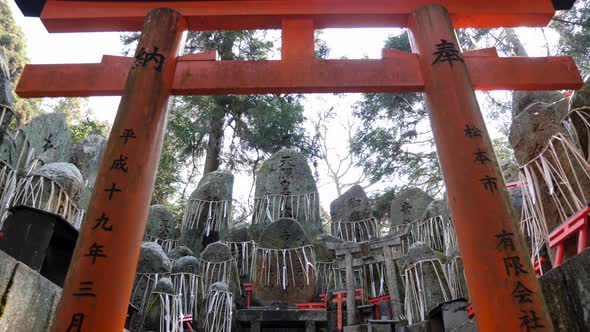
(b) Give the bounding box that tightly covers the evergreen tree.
[0,0,42,126]
[122,31,319,204]
[551,0,590,76]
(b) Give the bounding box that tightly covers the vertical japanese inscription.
[65,313,84,332]
[432,39,464,68]
[134,46,166,72]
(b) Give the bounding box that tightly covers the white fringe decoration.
[333,267,364,290]
[181,199,232,236]
[315,261,335,294]
[403,259,451,324]
[0,104,14,129]
[332,217,380,242]
[200,258,235,295]
[363,262,386,299]
[251,245,316,290]
[253,192,319,224]
[222,240,255,278]
[146,235,179,253]
[144,291,181,332]
[0,161,17,228]
[3,175,85,229]
[14,129,42,174]
[564,107,590,160]
[204,288,233,332]
[410,216,457,255]
[132,273,164,314]
[170,273,200,323]
[517,133,590,262]
[445,255,468,300]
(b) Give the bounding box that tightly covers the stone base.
[0,249,61,332]
[448,319,477,332]
[428,299,469,332]
[540,248,590,331]
[238,307,327,332]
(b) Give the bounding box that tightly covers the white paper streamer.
[181,199,232,236]
[253,192,319,225]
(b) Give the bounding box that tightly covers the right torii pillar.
[409,5,552,331]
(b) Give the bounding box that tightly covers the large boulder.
[29,162,84,199]
[253,218,315,305]
[69,134,106,187]
[567,78,590,158]
[252,149,321,234]
[180,170,234,255]
[224,222,253,243]
[136,242,171,274]
[171,255,199,274]
[569,77,590,110]
[390,188,434,229]
[145,204,176,241]
[18,112,71,165]
[510,101,590,260]
[200,242,240,298]
[512,90,566,118]
[509,102,569,165]
[167,246,194,261]
[0,132,15,166]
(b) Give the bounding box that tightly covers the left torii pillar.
[51,8,186,332]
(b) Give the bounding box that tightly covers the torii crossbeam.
[13,1,583,332]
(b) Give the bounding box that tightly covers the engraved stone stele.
[252,149,321,236]
[180,170,234,255]
[17,112,72,167]
[330,184,379,242]
[69,134,106,187]
[252,217,316,306]
[145,204,178,252]
[510,101,590,262]
[390,187,434,231]
[401,242,451,324]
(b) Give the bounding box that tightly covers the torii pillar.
[409,5,552,331]
[50,8,186,332]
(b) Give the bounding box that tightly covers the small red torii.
[13,1,583,332]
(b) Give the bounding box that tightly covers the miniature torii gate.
[14,1,583,331]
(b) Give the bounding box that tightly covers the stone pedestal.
[540,248,590,331]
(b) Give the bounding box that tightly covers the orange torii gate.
[14,1,583,331]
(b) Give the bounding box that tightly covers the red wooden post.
[408,5,552,331]
[51,8,186,332]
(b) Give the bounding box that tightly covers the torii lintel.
[16,50,583,97]
[36,0,560,32]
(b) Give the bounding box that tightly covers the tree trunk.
[504,28,528,56]
[203,111,225,174]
